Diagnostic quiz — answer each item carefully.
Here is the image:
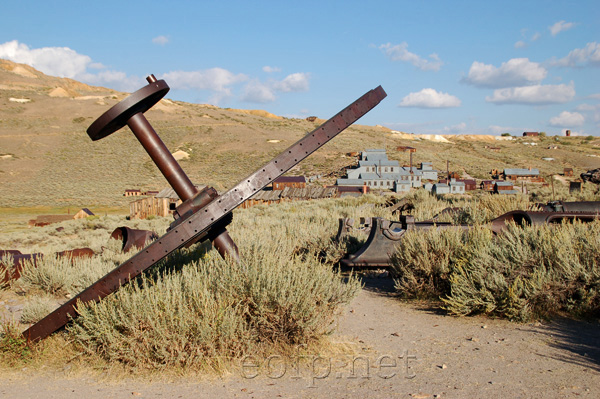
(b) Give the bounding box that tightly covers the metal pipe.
[126,112,197,202]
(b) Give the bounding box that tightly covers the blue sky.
[1,1,598,135]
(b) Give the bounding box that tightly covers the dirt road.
[1,277,599,398]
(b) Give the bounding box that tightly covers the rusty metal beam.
[22,81,387,342]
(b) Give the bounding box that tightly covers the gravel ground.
[1,277,599,398]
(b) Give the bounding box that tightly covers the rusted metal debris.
[0,249,94,285]
[489,210,600,234]
[109,227,159,253]
[1,251,42,285]
[340,203,600,268]
[22,75,386,342]
[537,200,600,213]
[335,217,374,242]
[340,216,468,268]
[581,168,600,184]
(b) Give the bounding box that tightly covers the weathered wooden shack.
[272,176,306,190]
[129,186,204,219]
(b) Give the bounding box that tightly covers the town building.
[494,181,518,194]
[337,149,438,193]
[272,176,306,190]
[503,168,543,182]
[439,178,476,191]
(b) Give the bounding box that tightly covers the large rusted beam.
[22,80,387,342]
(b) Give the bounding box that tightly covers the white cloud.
[531,32,541,41]
[443,122,467,133]
[549,20,575,36]
[0,40,91,78]
[489,125,519,135]
[551,42,600,67]
[273,72,310,92]
[162,68,248,104]
[0,40,311,106]
[399,88,461,108]
[514,41,527,49]
[240,72,310,103]
[240,80,276,103]
[588,93,600,100]
[0,40,141,91]
[379,42,443,71]
[575,103,600,122]
[262,66,281,73]
[152,36,169,45]
[550,111,585,127]
[463,58,546,88]
[79,70,144,92]
[486,82,575,105]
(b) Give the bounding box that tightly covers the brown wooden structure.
[272,176,306,190]
[564,167,574,177]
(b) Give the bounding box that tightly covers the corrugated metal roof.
[358,160,400,167]
[495,181,514,187]
[504,168,539,176]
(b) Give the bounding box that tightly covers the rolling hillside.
[1,59,600,210]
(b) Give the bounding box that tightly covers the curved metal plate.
[87,80,170,141]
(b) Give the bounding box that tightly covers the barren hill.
[1,59,600,209]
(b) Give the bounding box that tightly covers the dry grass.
[1,197,371,372]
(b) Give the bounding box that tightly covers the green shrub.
[391,221,600,321]
[67,245,360,369]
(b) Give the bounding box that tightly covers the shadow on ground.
[356,273,600,372]
[520,318,600,372]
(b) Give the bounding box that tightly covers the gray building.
[432,179,465,195]
[337,149,426,192]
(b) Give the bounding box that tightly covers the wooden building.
[28,208,95,227]
[272,176,306,190]
[494,181,518,194]
[564,168,574,177]
[503,168,544,182]
[129,197,172,219]
[124,189,142,197]
[439,179,477,191]
[129,186,204,219]
[241,186,339,208]
[74,208,94,219]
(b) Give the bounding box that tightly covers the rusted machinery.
[1,249,95,285]
[22,75,386,341]
[538,201,600,213]
[340,203,600,268]
[340,216,469,268]
[335,217,373,242]
[109,227,159,253]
